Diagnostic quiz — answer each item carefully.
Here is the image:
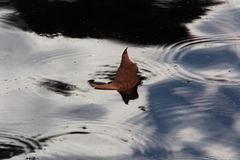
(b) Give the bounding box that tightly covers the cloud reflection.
[146,79,240,159]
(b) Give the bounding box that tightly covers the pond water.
[0,0,240,159]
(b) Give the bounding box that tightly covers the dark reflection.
[37,131,90,143]
[0,134,41,159]
[0,131,92,159]
[94,66,147,81]
[95,69,117,81]
[4,0,220,45]
[0,1,11,6]
[40,79,77,96]
[205,77,229,82]
[0,145,24,159]
[138,106,146,112]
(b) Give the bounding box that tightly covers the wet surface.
[1,0,240,159]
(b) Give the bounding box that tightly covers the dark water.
[1,0,240,159]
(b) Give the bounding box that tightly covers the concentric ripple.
[0,132,41,159]
[89,49,167,85]
[160,35,240,84]
[31,122,163,160]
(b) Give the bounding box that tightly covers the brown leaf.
[89,48,141,104]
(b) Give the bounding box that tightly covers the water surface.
[0,0,240,159]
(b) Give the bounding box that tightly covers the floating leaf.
[89,48,141,104]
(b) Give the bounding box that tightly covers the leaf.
[89,48,141,104]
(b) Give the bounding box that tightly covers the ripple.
[160,36,240,84]
[90,53,166,85]
[0,131,41,159]
[32,122,162,159]
[12,46,93,100]
[147,78,240,160]
[28,48,81,67]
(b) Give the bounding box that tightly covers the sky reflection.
[1,0,240,159]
